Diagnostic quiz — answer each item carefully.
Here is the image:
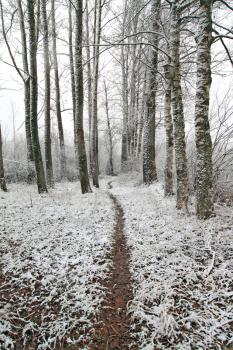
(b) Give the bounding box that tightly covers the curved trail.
[90,181,136,349]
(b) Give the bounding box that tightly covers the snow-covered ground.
[110,173,233,350]
[0,182,114,349]
[1,175,233,350]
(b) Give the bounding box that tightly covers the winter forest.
[0,0,233,348]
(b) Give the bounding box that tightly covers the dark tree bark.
[26,0,47,194]
[74,0,92,194]
[0,124,7,192]
[195,0,215,219]
[143,0,160,184]
[51,0,67,179]
[41,0,54,188]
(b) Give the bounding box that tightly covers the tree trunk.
[133,50,142,157]
[17,0,34,165]
[164,53,174,196]
[74,0,92,194]
[143,0,160,184]
[137,68,147,157]
[195,0,215,219]
[128,9,141,158]
[121,45,129,164]
[170,2,188,209]
[85,1,93,171]
[51,0,67,179]
[26,0,47,194]
[0,124,7,192]
[104,81,114,176]
[41,0,54,188]
[68,1,78,165]
[91,0,102,188]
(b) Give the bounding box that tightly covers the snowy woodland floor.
[0,173,233,349]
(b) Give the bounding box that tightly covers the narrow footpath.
[89,182,137,349]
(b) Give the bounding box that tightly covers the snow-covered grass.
[1,175,233,349]
[0,182,114,349]
[110,173,233,350]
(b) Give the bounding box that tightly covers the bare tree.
[51,0,67,179]
[164,44,174,196]
[0,0,34,169]
[143,0,161,184]
[104,80,114,176]
[74,0,92,193]
[120,1,129,165]
[128,5,140,158]
[41,0,54,188]
[68,0,77,163]
[0,124,7,192]
[27,0,47,193]
[194,0,215,219]
[85,1,93,169]
[91,0,103,188]
[17,0,34,165]
[170,1,188,209]
[137,68,147,157]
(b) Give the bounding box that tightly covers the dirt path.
[89,182,136,349]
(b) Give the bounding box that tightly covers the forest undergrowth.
[0,175,233,349]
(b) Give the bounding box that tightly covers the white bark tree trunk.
[27,0,47,194]
[51,0,67,179]
[0,124,7,192]
[104,81,114,176]
[170,2,188,209]
[74,0,92,194]
[91,0,102,188]
[143,0,161,184]
[195,0,215,219]
[41,0,54,188]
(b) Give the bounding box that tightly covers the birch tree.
[194,0,215,219]
[68,1,77,159]
[85,1,93,169]
[128,6,140,158]
[164,44,174,196]
[41,0,54,188]
[136,68,147,158]
[120,1,129,165]
[170,1,188,209]
[17,0,34,166]
[27,0,47,193]
[0,0,34,173]
[0,124,7,192]
[104,81,114,176]
[91,0,103,188]
[74,0,92,193]
[143,0,161,184]
[51,0,67,179]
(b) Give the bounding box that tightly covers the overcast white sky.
[0,1,232,144]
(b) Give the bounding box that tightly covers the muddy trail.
[89,181,137,349]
